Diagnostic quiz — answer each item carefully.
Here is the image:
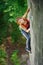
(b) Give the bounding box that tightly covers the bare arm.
[22,8,30,18]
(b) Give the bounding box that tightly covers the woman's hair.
[16,17,23,25]
[16,17,30,29]
[16,17,30,27]
[16,17,22,22]
[17,17,29,23]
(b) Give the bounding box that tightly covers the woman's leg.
[20,29,31,51]
[26,37,31,51]
[26,33,31,51]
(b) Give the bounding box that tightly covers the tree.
[0,0,27,44]
[0,0,27,65]
[27,0,43,65]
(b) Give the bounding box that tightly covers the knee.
[27,36,30,40]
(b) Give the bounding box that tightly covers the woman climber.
[16,8,31,52]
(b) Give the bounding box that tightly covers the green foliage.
[0,49,7,58]
[0,1,27,65]
[11,50,20,65]
[11,22,21,43]
[0,0,27,44]
[0,48,7,65]
[17,0,27,7]
[0,58,7,65]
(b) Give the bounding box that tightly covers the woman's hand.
[26,28,30,33]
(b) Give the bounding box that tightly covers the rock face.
[20,54,30,65]
[27,0,43,65]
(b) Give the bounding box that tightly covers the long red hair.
[17,17,30,29]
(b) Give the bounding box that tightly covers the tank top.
[22,18,30,29]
